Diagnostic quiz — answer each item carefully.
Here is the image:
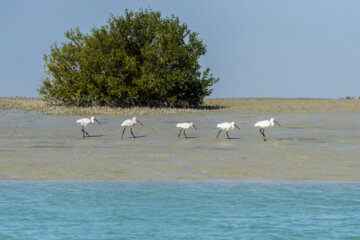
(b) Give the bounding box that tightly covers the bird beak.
[95,118,102,125]
[193,124,198,130]
[137,120,144,126]
[274,121,281,127]
[235,124,240,130]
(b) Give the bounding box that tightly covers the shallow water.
[0,180,360,239]
[0,110,360,180]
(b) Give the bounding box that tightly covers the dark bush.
[39,9,219,108]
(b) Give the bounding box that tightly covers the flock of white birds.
[76,116,281,141]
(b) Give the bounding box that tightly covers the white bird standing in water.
[254,117,281,141]
[176,122,197,138]
[76,116,101,138]
[216,122,240,139]
[121,117,143,139]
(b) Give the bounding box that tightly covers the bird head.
[270,118,281,127]
[231,122,240,130]
[91,116,101,125]
[89,116,101,125]
[134,117,143,126]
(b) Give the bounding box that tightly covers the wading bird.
[121,117,143,139]
[176,122,197,138]
[254,118,281,141]
[216,122,240,139]
[76,116,101,138]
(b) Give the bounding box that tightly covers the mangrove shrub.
[39,9,219,107]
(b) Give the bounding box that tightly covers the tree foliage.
[39,9,219,107]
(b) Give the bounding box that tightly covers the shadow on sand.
[193,105,226,110]
[178,136,200,139]
[123,135,146,139]
[87,135,105,138]
[217,137,241,140]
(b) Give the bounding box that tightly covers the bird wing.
[254,120,269,127]
[121,119,132,127]
[76,118,89,124]
[176,123,188,128]
[217,122,230,129]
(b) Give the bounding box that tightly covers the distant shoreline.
[1,97,359,115]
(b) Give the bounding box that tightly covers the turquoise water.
[1,180,360,239]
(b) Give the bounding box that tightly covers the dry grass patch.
[1,97,360,115]
[0,97,214,115]
[204,98,360,112]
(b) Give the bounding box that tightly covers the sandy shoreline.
[0,104,359,181]
[1,97,360,115]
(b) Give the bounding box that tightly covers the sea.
[1,180,360,239]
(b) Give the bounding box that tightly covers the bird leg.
[226,131,231,139]
[216,130,222,139]
[259,128,267,141]
[81,126,89,138]
[183,130,188,138]
[121,127,127,139]
[178,129,182,138]
[130,128,136,139]
[259,128,266,137]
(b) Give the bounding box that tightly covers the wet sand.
[1,101,360,180]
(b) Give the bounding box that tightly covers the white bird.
[121,117,143,139]
[76,116,101,138]
[254,118,281,141]
[176,122,197,138]
[216,122,240,139]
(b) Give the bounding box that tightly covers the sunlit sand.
[0,98,359,180]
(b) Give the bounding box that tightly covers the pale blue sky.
[1,0,360,98]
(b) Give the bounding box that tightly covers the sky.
[1,0,360,98]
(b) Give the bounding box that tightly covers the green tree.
[39,9,219,107]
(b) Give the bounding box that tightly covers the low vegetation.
[1,97,360,115]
